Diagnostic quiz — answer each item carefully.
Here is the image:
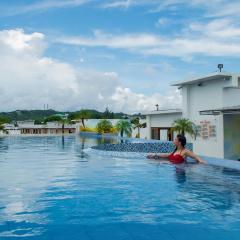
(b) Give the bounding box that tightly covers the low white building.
[146,109,182,141]
[146,72,240,160]
[18,121,78,135]
[1,124,21,135]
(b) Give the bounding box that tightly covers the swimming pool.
[0,135,239,239]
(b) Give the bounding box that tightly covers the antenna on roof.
[218,64,223,72]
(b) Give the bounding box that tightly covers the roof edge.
[171,72,239,87]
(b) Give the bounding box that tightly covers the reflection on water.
[0,135,239,239]
[175,168,186,184]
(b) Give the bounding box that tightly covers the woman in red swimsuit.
[147,134,205,164]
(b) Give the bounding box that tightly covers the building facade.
[2,124,21,135]
[19,121,77,135]
[2,121,78,135]
[146,109,182,141]
[146,72,240,160]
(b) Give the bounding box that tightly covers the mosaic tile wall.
[92,142,193,153]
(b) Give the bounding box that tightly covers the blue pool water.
[0,135,240,240]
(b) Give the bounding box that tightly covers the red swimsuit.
[168,150,185,164]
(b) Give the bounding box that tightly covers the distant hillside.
[0,109,129,123]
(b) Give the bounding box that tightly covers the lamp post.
[155,104,159,111]
[218,64,223,72]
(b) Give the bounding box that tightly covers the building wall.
[182,80,226,158]
[5,129,21,135]
[223,88,240,107]
[224,114,240,160]
[21,128,76,134]
[150,113,182,128]
[146,75,240,159]
[146,113,182,139]
[190,115,224,158]
[184,79,225,119]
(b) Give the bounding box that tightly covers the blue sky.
[0,0,239,112]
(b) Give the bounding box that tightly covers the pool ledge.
[202,156,240,170]
[90,143,240,170]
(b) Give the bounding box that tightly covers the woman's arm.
[185,150,206,164]
[147,153,171,159]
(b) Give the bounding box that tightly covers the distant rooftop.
[145,109,182,115]
[171,72,240,87]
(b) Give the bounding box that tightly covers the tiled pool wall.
[90,142,240,170]
[92,142,193,153]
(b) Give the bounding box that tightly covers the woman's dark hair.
[173,134,187,153]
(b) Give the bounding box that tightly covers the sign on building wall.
[196,120,217,140]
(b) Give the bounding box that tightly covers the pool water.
[0,135,240,240]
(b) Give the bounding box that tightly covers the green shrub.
[96,120,113,134]
[135,133,140,138]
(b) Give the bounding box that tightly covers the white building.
[1,121,78,135]
[18,121,78,135]
[146,72,240,160]
[2,124,21,135]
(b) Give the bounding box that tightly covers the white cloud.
[58,30,163,48]
[0,29,179,113]
[102,0,133,9]
[189,19,240,39]
[111,87,181,113]
[206,1,240,17]
[57,20,240,59]
[100,0,162,9]
[100,0,240,20]
[0,29,46,54]
[155,18,170,28]
[0,0,90,16]
[100,0,206,11]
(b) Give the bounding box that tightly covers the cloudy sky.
[0,0,239,113]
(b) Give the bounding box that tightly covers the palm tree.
[45,114,68,134]
[80,110,90,128]
[115,120,132,138]
[59,118,68,134]
[172,118,196,138]
[131,117,146,138]
[72,110,90,128]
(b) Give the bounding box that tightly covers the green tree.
[34,119,44,125]
[115,120,132,138]
[0,116,11,125]
[69,110,90,128]
[0,116,10,134]
[96,119,113,134]
[131,117,146,138]
[103,107,114,119]
[44,115,63,123]
[172,118,196,138]
[0,124,4,131]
